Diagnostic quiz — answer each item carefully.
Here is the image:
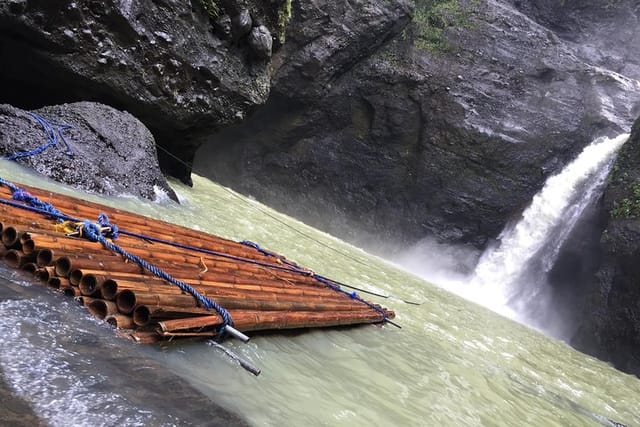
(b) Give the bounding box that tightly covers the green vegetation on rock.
[276,0,293,44]
[412,0,479,52]
[199,0,220,19]
[611,182,640,219]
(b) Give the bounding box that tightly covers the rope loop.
[81,219,102,242]
[3,112,74,161]
[97,213,119,239]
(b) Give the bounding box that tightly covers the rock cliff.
[572,118,640,376]
[195,0,640,250]
[1,0,640,376]
[0,0,289,183]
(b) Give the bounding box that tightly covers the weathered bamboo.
[60,284,81,297]
[87,299,118,319]
[55,256,142,277]
[228,309,388,332]
[132,297,378,327]
[75,296,97,306]
[2,227,26,250]
[35,248,55,267]
[105,314,135,329]
[0,183,397,340]
[17,197,272,261]
[4,192,294,270]
[157,315,221,332]
[156,309,387,333]
[21,262,38,274]
[132,305,215,326]
[116,290,199,314]
[78,275,103,297]
[98,274,356,302]
[56,257,348,296]
[4,249,37,268]
[48,276,71,289]
[24,231,327,290]
[34,266,56,283]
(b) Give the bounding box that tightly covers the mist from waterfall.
[395,134,629,337]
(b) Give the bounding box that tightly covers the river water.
[0,160,638,426]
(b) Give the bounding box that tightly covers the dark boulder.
[0,102,176,201]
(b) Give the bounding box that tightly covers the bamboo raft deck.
[0,182,395,344]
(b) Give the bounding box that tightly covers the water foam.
[0,298,176,427]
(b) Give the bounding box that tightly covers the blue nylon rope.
[80,219,233,328]
[4,113,74,161]
[0,178,388,326]
[0,179,233,330]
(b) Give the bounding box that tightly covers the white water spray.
[470,134,629,318]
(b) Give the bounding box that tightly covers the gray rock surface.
[0,102,176,200]
[0,0,287,183]
[195,0,640,249]
[572,117,640,377]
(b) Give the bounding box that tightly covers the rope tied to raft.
[0,178,236,335]
[240,241,394,324]
[97,213,119,239]
[4,112,74,161]
[79,218,235,331]
[11,187,66,220]
[0,177,396,330]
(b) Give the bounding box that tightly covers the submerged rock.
[0,102,176,201]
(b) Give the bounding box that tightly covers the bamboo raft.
[0,181,395,344]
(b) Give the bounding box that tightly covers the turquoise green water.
[0,161,638,426]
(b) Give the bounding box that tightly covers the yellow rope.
[54,220,83,235]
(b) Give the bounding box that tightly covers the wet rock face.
[572,117,640,377]
[0,0,285,183]
[195,0,640,249]
[0,102,176,201]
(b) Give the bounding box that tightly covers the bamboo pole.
[105,314,135,329]
[87,299,118,320]
[131,297,379,327]
[21,262,38,274]
[4,249,37,268]
[23,230,325,291]
[97,274,355,301]
[156,309,387,334]
[35,267,56,283]
[48,276,71,289]
[133,305,215,326]
[116,290,199,314]
[60,285,81,297]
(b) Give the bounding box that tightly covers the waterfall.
[469,134,629,323]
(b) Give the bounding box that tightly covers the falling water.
[470,134,629,322]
